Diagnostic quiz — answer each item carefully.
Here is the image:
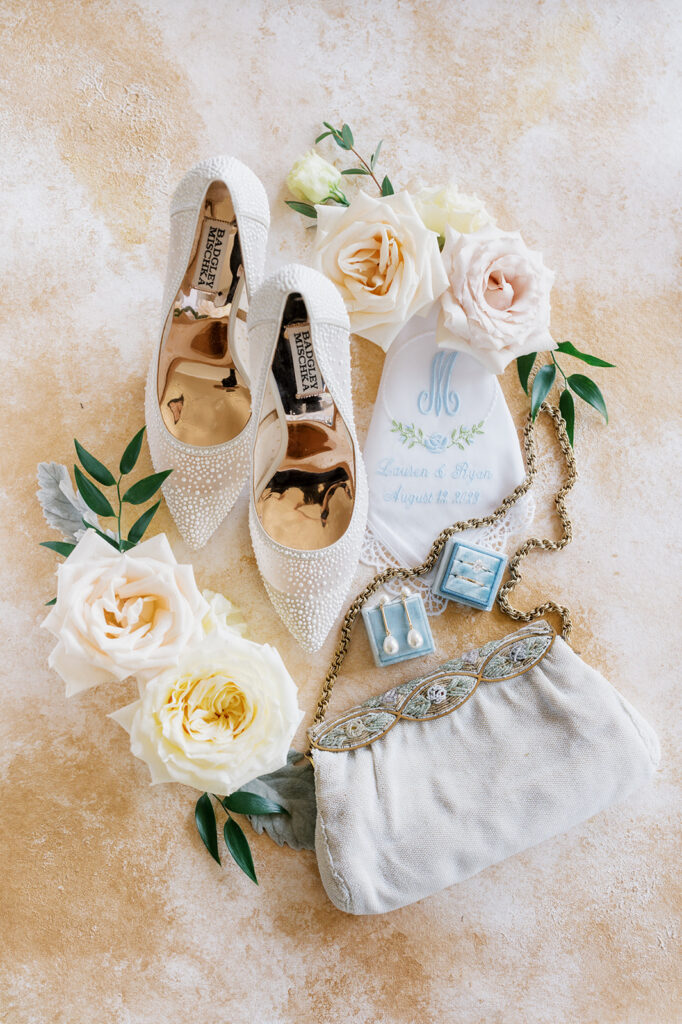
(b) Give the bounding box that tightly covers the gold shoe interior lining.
[157,182,251,447]
[254,294,356,552]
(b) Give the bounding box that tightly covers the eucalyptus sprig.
[316,121,393,195]
[40,426,170,575]
[195,790,288,884]
[517,343,615,445]
[285,121,394,221]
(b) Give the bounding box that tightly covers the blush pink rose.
[437,224,556,374]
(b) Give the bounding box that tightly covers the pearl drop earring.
[401,586,424,649]
[379,595,400,655]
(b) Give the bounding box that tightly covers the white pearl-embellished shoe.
[145,156,269,549]
[248,265,368,651]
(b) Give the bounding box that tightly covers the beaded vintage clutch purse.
[307,405,660,914]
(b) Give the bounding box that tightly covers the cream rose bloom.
[42,531,208,696]
[313,191,448,351]
[110,630,303,794]
[201,589,247,638]
[412,182,493,236]
[437,224,556,374]
[287,150,342,205]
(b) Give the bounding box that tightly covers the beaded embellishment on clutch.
[309,622,554,752]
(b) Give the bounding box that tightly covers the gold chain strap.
[311,401,577,729]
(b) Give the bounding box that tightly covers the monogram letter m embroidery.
[417,351,460,416]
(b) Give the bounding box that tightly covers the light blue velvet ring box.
[432,540,507,611]
[362,592,435,668]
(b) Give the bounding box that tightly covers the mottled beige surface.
[1,1,680,1021]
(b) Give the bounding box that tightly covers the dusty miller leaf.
[37,462,100,542]
[238,750,316,851]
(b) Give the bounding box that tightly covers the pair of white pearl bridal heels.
[145,156,368,651]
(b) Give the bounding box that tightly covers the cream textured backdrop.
[1,1,680,1021]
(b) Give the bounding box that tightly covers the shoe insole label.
[192,217,236,294]
[284,322,326,399]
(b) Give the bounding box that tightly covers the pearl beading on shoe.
[145,156,269,549]
[247,264,369,651]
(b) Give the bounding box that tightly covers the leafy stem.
[39,426,170,579]
[347,143,382,191]
[319,122,392,196]
[115,475,123,551]
[517,342,615,443]
[195,790,288,884]
[550,350,569,387]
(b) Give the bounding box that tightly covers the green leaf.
[40,540,76,558]
[195,794,220,865]
[314,130,333,143]
[119,426,146,475]
[224,816,257,884]
[284,200,318,219]
[45,598,57,606]
[370,139,383,170]
[568,374,608,423]
[381,175,394,196]
[74,465,116,518]
[223,791,288,817]
[122,470,171,505]
[340,123,354,150]
[341,167,370,175]
[127,501,160,545]
[516,352,537,395]
[530,363,556,420]
[74,440,116,487]
[559,388,575,447]
[82,520,120,550]
[556,341,615,368]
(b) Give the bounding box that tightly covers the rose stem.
[116,476,123,550]
[348,145,382,192]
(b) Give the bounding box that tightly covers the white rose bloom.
[314,191,448,351]
[437,224,556,374]
[412,183,493,236]
[201,589,247,638]
[110,631,303,795]
[286,150,342,205]
[42,531,208,696]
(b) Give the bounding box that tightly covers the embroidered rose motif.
[423,433,448,453]
[427,683,448,704]
[509,642,529,663]
[382,688,401,707]
[462,649,479,666]
[345,719,368,739]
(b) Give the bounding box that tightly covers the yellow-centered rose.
[110,630,302,794]
[313,191,448,351]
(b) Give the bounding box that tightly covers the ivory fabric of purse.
[309,621,660,914]
[306,405,661,915]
